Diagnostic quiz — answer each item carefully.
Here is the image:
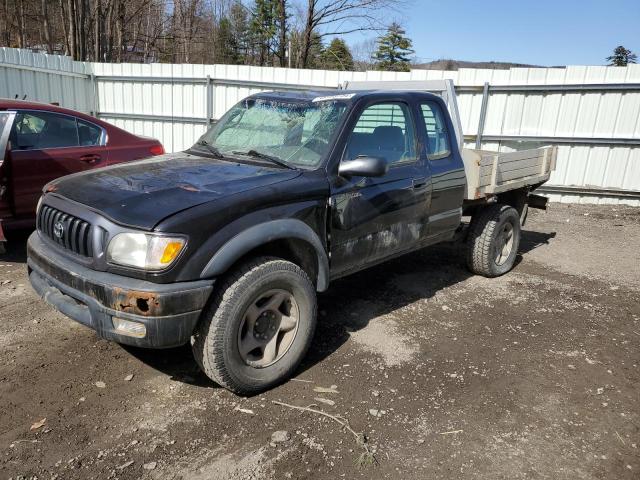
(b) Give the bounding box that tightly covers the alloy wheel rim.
[494,222,515,266]
[237,289,300,368]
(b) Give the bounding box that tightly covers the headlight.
[107,233,186,270]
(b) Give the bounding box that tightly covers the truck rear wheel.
[466,203,521,277]
[191,256,317,395]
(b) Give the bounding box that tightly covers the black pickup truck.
[27,90,554,394]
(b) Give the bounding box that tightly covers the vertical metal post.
[206,75,213,126]
[90,73,98,117]
[475,82,490,150]
[443,79,464,152]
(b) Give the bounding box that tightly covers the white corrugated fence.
[1,47,639,206]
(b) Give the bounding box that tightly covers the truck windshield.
[195,98,348,169]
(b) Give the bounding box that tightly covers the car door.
[0,111,17,221]
[417,101,465,240]
[329,100,431,277]
[8,110,108,218]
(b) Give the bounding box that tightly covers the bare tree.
[2,0,12,47]
[41,0,53,53]
[172,0,206,63]
[276,0,288,66]
[297,0,406,68]
[351,37,376,70]
[16,0,26,48]
[0,0,411,70]
[67,0,77,57]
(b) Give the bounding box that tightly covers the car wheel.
[466,203,521,277]
[191,256,317,395]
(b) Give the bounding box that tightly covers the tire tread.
[192,256,314,394]
[466,203,519,277]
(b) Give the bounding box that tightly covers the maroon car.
[0,99,164,250]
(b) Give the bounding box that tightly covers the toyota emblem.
[53,221,64,239]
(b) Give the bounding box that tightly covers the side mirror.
[338,156,388,178]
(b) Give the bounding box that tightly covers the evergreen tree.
[306,31,325,69]
[250,0,278,65]
[217,17,240,64]
[607,46,637,66]
[320,38,354,71]
[373,22,415,72]
[275,0,289,67]
[229,1,250,63]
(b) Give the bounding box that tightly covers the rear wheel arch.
[200,219,330,292]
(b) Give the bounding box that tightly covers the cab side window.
[13,111,80,150]
[420,102,451,160]
[344,102,416,166]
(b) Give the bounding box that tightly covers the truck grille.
[37,205,93,257]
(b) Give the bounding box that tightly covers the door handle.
[412,177,428,189]
[79,154,101,164]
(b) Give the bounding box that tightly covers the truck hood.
[47,152,302,230]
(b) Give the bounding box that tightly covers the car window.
[77,119,103,146]
[203,99,347,168]
[13,111,79,150]
[420,102,451,160]
[344,102,416,165]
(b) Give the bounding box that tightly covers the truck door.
[417,101,465,240]
[8,110,108,219]
[0,111,16,222]
[329,100,431,277]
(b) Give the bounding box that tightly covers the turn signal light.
[149,144,165,156]
[160,241,184,264]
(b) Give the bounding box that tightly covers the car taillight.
[149,144,165,156]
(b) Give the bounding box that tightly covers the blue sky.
[347,0,640,66]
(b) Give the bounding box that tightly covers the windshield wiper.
[232,150,295,170]
[194,140,224,158]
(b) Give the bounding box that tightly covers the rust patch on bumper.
[111,288,162,316]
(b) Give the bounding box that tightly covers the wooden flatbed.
[462,145,558,200]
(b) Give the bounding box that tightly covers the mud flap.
[527,193,549,210]
[520,203,529,227]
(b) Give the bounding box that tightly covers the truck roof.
[251,89,443,104]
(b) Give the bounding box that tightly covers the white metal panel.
[1,47,639,205]
[0,47,92,113]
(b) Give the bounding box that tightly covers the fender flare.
[200,219,330,291]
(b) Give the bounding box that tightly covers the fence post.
[206,75,213,126]
[90,73,98,117]
[475,81,490,150]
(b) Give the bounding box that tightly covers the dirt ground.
[1,203,639,480]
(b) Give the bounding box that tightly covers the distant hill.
[413,59,542,70]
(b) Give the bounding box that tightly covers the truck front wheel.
[466,203,521,277]
[191,257,317,395]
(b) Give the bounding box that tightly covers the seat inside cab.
[345,103,414,163]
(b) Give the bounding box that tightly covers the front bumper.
[27,232,214,348]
